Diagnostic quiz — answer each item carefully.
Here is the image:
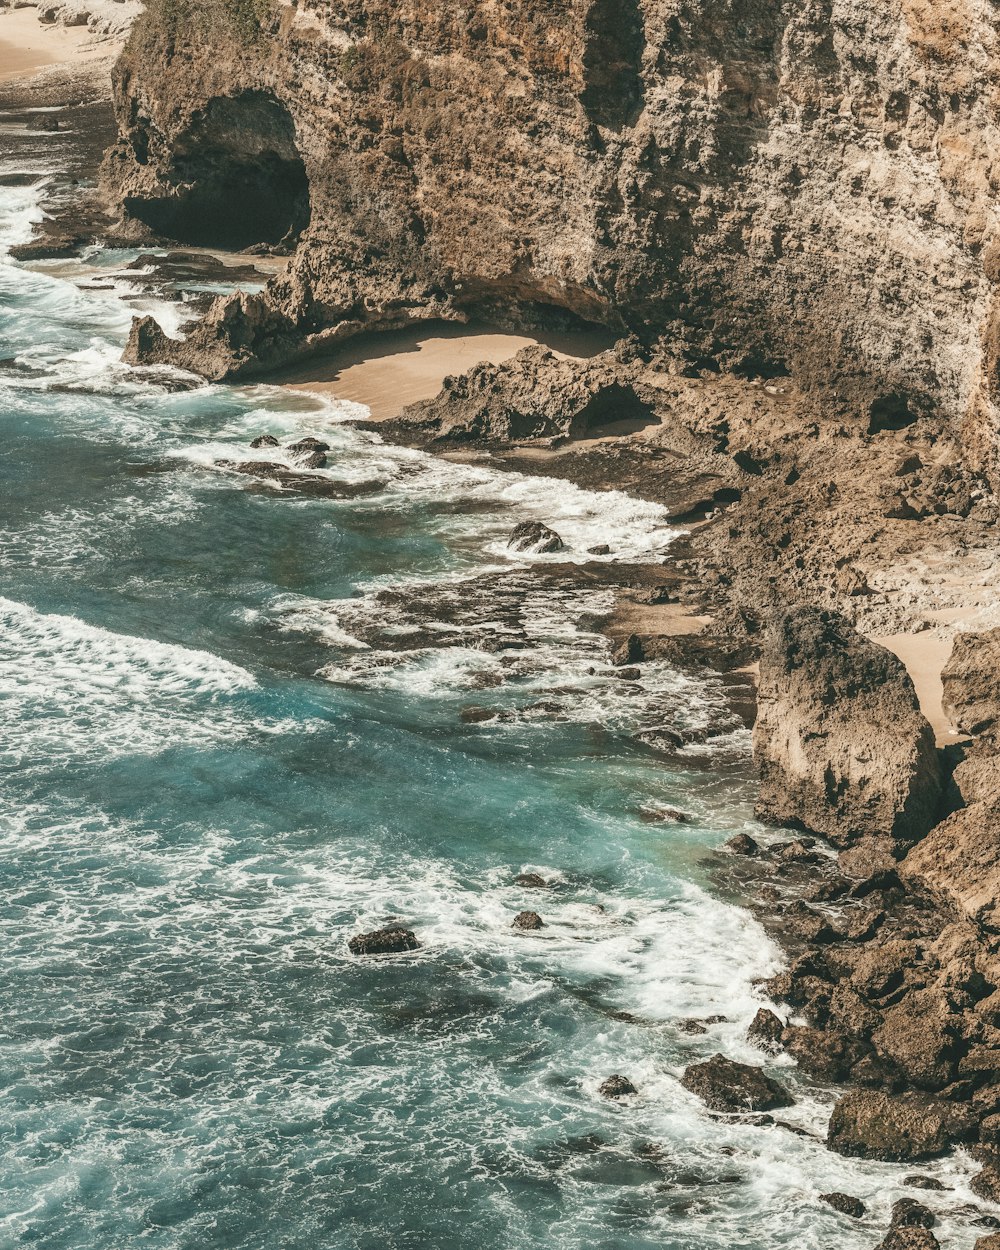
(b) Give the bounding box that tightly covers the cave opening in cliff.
[124,92,311,251]
[868,392,918,435]
[569,384,658,439]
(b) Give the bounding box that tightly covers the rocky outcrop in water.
[101,0,1000,482]
[753,607,942,848]
[821,1192,866,1218]
[599,1075,638,1100]
[347,925,419,955]
[827,1091,976,1162]
[680,1054,792,1113]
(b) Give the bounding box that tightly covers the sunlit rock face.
[104,0,1000,478]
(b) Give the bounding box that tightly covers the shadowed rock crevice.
[123,91,310,249]
[569,383,658,438]
[580,0,646,130]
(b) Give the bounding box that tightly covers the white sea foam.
[0,177,46,253]
[0,597,258,765]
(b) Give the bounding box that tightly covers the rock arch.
[124,91,310,250]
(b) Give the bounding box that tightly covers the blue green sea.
[0,123,985,1249]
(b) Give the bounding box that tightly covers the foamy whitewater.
[0,156,988,1248]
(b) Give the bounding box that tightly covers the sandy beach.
[0,6,121,85]
[278,322,614,421]
[281,322,970,742]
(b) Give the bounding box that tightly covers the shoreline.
[282,331,961,742]
[7,38,1000,1241]
[0,4,127,107]
[276,322,616,421]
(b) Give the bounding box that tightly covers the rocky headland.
[9,0,1000,1242]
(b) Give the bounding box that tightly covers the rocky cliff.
[103,0,1000,476]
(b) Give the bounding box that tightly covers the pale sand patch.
[279,323,614,421]
[609,601,713,638]
[874,631,957,745]
[0,7,115,82]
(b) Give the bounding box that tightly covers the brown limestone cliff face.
[753,606,943,849]
[102,0,1000,476]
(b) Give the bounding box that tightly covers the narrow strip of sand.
[278,322,614,421]
[874,631,956,745]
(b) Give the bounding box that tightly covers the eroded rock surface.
[100,0,1000,486]
[347,926,420,956]
[827,1090,976,1162]
[903,630,1000,930]
[754,607,942,848]
[680,1054,792,1113]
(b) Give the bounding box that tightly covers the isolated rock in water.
[460,706,500,724]
[820,1192,866,1218]
[754,607,942,848]
[288,437,331,455]
[348,926,419,956]
[599,1075,637,1100]
[890,1199,936,1229]
[902,1177,948,1191]
[680,1054,792,1113]
[942,629,1000,737]
[222,460,289,479]
[875,1229,940,1250]
[827,1090,976,1161]
[507,521,565,554]
[726,833,760,856]
[746,1007,785,1053]
[514,873,550,889]
[294,450,329,469]
[250,434,279,448]
[512,911,545,931]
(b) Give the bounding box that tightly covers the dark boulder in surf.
[512,911,545,931]
[348,926,420,956]
[599,1074,638,1099]
[288,437,331,454]
[294,450,328,469]
[890,1199,936,1229]
[820,1192,866,1218]
[514,873,550,888]
[747,1007,785,1053]
[507,521,565,554]
[680,1054,792,1112]
[727,833,760,856]
[250,434,279,448]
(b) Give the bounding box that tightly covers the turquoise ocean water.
[0,134,985,1249]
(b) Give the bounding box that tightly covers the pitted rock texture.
[826,1089,977,1162]
[753,607,942,847]
[102,0,1000,477]
[942,629,1000,739]
[901,628,1000,932]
